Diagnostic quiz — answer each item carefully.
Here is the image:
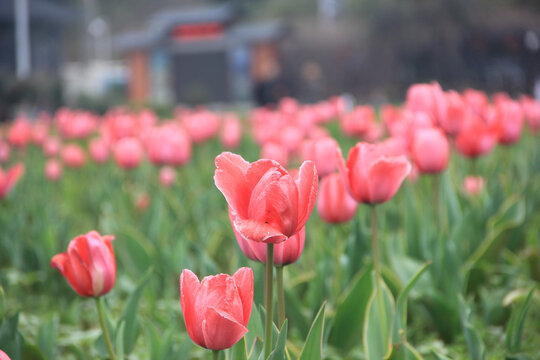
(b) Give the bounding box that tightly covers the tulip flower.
[61,144,86,168]
[220,113,242,149]
[0,164,24,200]
[230,208,305,266]
[520,95,540,132]
[463,176,485,197]
[300,137,339,177]
[261,142,289,168]
[51,231,118,359]
[337,142,411,204]
[405,82,447,125]
[51,231,116,297]
[44,159,63,182]
[159,166,176,187]
[317,173,357,224]
[180,268,253,352]
[146,125,191,166]
[455,115,498,158]
[89,138,110,164]
[214,152,317,244]
[113,137,143,169]
[43,137,61,157]
[412,127,450,174]
[494,100,524,145]
[7,117,32,148]
[0,350,11,360]
[0,142,9,163]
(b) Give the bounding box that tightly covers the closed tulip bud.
[495,100,524,145]
[51,231,116,297]
[230,208,305,265]
[463,176,485,196]
[159,166,176,187]
[180,268,253,351]
[300,137,339,178]
[337,143,411,204]
[43,137,61,157]
[44,159,63,182]
[317,173,357,223]
[214,152,317,243]
[0,350,11,360]
[113,137,143,169]
[412,127,450,174]
[7,118,32,148]
[221,114,242,149]
[61,144,86,168]
[455,115,498,158]
[261,142,289,168]
[89,138,110,164]
[0,164,24,199]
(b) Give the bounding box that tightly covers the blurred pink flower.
[61,144,86,168]
[44,159,63,182]
[113,137,144,169]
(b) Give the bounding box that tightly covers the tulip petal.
[233,267,253,326]
[180,269,204,348]
[367,157,411,204]
[233,218,287,243]
[5,164,24,194]
[295,161,318,232]
[202,307,248,350]
[214,152,250,217]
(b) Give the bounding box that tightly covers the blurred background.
[1,0,540,119]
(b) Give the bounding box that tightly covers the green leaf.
[506,287,535,354]
[392,262,431,345]
[37,316,58,360]
[459,296,485,360]
[430,349,452,360]
[0,286,5,325]
[230,336,248,360]
[387,342,423,360]
[116,320,125,360]
[245,305,264,359]
[328,265,373,350]
[118,267,152,354]
[363,275,395,360]
[298,302,326,360]
[268,320,288,360]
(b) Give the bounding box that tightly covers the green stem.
[276,266,285,327]
[332,225,341,299]
[371,205,386,329]
[95,297,117,360]
[264,243,274,358]
[212,350,220,360]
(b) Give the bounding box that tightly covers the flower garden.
[0,83,539,359]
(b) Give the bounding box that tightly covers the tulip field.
[0,84,539,360]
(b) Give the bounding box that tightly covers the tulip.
[146,124,191,167]
[51,231,116,297]
[221,113,242,149]
[135,192,151,212]
[0,142,10,163]
[44,159,63,182]
[337,142,411,204]
[43,137,61,157]
[463,176,485,196]
[261,142,289,168]
[494,100,524,145]
[159,166,176,187]
[61,144,86,168]
[317,173,357,224]
[7,117,32,148]
[214,152,318,244]
[0,350,11,360]
[440,90,467,136]
[405,82,447,125]
[520,96,540,132]
[230,208,305,266]
[180,268,253,351]
[340,106,377,138]
[300,137,339,178]
[0,164,24,199]
[113,137,143,169]
[89,138,110,164]
[412,127,450,174]
[455,115,498,158]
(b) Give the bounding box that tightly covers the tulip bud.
[412,127,450,174]
[317,173,357,223]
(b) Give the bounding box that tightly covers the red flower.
[0,164,24,199]
[0,350,11,360]
[214,152,318,243]
[317,173,357,223]
[180,268,253,350]
[51,231,116,297]
[113,137,143,169]
[455,115,498,158]
[412,127,450,174]
[337,142,411,204]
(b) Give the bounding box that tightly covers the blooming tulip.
[44,159,63,182]
[337,142,411,204]
[300,137,339,177]
[61,144,86,168]
[230,208,305,265]
[494,100,524,145]
[146,124,191,166]
[43,137,61,157]
[180,268,253,350]
[455,115,498,158]
[317,173,357,223]
[7,117,32,148]
[0,164,24,199]
[51,231,116,297]
[412,127,450,174]
[261,142,289,168]
[405,82,447,124]
[214,152,318,243]
[113,137,143,169]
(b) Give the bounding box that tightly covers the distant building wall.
[128,51,149,103]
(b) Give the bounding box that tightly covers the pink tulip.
[440,90,467,136]
[0,350,11,360]
[230,209,305,265]
[146,124,191,167]
[180,268,253,350]
[44,159,63,182]
[135,192,151,212]
[89,138,110,164]
[261,142,289,168]
[51,231,116,297]
[412,127,450,174]
[43,137,61,157]
[7,117,32,148]
[159,166,176,187]
[340,106,376,138]
[455,114,498,158]
[214,152,318,243]
[0,142,10,163]
[183,109,220,143]
[300,137,339,177]
[113,137,143,169]
[0,164,24,199]
[463,176,485,196]
[406,82,447,124]
[494,100,524,145]
[520,96,540,132]
[317,173,357,223]
[337,142,411,204]
[463,89,488,115]
[221,113,242,149]
[61,144,86,168]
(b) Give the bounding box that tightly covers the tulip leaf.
[298,302,326,360]
[230,336,248,360]
[328,265,373,351]
[458,296,485,360]
[392,262,431,345]
[430,349,453,360]
[0,286,5,325]
[387,342,423,360]
[363,275,395,360]
[116,320,126,360]
[268,319,288,360]
[118,267,152,354]
[246,305,264,359]
[506,287,535,354]
[36,315,58,360]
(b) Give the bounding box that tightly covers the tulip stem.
[95,297,117,360]
[264,243,274,358]
[276,266,286,327]
[212,350,220,360]
[371,205,386,329]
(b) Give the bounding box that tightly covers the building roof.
[0,0,77,23]
[114,4,286,53]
